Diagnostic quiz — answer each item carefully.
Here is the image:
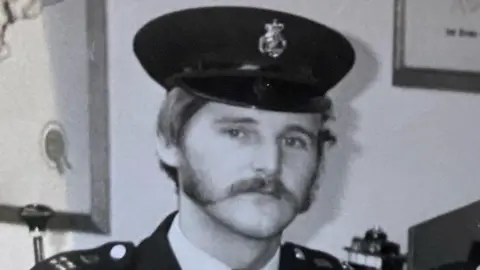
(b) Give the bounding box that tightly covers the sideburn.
[178,152,219,206]
[298,139,326,213]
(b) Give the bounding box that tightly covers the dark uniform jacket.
[31,212,346,270]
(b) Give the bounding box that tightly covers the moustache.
[228,177,292,201]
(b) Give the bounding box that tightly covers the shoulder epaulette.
[30,241,135,270]
[281,242,349,269]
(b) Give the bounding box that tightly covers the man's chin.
[236,230,279,240]
[212,213,289,239]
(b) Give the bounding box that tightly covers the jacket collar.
[132,211,316,270]
[133,211,181,270]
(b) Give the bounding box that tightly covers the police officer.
[31,5,355,270]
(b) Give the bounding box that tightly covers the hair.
[156,87,337,191]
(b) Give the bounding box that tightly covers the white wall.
[2,1,480,270]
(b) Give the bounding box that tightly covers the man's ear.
[156,134,180,167]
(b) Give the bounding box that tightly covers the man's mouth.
[228,177,287,200]
[248,188,283,200]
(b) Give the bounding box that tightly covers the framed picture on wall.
[393,0,480,92]
[0,0,110,234]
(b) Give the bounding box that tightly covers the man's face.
[177,102,324,239]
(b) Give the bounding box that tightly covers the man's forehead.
[196,101,323,128]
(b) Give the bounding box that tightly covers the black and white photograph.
[393,0,480,92]
[0,0,110,235]
[1,1,480,270]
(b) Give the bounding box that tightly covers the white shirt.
[167,216,281,270]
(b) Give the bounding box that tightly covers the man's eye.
[222,128,246,138]
[283,137,307,149]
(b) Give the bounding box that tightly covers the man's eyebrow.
[213,117,259,124]
[212,118,318,140]
[282,125,317,141]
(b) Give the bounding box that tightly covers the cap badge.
[258,19,287,58]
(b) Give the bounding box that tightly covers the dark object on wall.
[20,204,55,264]
[408,200,480,270]
[344,227,406,270]
[392,0,480,93]
[0,0,110,234]
[429,243,480,270]
[42,121,72,175]
[431,261,478,270]
[430,241,480,269]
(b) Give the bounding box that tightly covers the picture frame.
[0,0,110,234]
[392,0,480,92]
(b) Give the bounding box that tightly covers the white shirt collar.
[167,215,281,270]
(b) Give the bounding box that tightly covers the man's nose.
[251,141,282,176]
